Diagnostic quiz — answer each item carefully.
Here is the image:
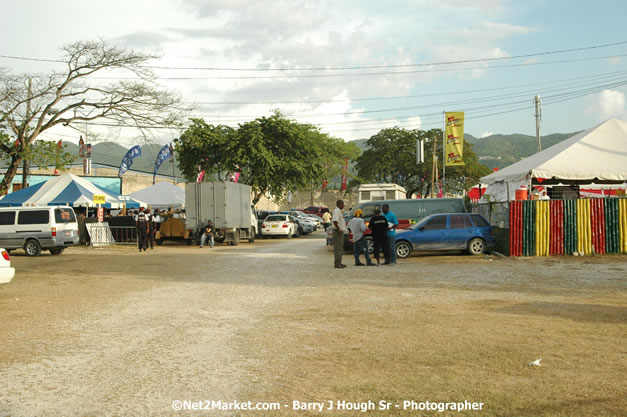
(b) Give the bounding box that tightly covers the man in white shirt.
[347,209,375,266]
[332,199,348,268]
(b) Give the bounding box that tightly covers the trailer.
[185,182,256,246]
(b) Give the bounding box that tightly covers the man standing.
[332,199,348,268]
[146,209,156,249]
[382,203,399,264]
[368,206,389,266]
[347,209,375,266]
[199,219,215,248]
[136,207,148,252]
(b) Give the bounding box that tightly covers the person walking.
[136,207,148,252]
[368,206,389,266]
[382,203,399,264]
[146,209,156,249]
[199,219,215,248]
[322,210,332,231]
[332,199,348,268]
[347,209,375,266]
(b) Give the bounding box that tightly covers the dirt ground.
[0,233,625,417]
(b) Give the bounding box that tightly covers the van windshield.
[55,208,77,223]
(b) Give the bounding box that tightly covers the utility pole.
[534,95,542,152]
[430,139,437,198]
[21,78,32,189]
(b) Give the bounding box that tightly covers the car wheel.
[395,240,412,259]
[364,237,374,254]
[49,248,64,255]
[24,239,41,257]
[293,226,301,238]
[468,238,486,255]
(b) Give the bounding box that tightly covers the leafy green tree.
[356,127,490,198]
[174,112,359,204]
[174,119,235,181]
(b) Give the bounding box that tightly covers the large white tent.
[480,118,627,201]
[129,181,185,209]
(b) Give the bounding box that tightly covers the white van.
[0,206,80,256]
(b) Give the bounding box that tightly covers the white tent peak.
[481,118,627,185]
[129,182,185,209]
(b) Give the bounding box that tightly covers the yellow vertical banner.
[577,199,592,255]
[444,112,465,166]
[535,200,550,256]
[620,199,627,254]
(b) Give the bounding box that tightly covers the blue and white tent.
[0,172,141,208]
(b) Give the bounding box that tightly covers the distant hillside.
[348,131,578,171]
[61,142,183,177]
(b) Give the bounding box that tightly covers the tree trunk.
[0,156,22,195]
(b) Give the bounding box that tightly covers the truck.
[185,182,256,246]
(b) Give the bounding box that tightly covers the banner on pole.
[341,158,348,191]
[118,145,142,177]
[153,144,173,184]
[444,112,465,167]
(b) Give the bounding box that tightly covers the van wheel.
[24,239,41,257]
[50,248,64,255]
[396,241,412,259]
[468,238,486,255]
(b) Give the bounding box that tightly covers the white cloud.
[479,131,494,138]
[593,89,627,120]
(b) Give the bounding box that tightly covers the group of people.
[331,199,398,268]
[133,208,163,252]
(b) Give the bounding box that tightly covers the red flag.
[322,179,328,190]
[196,170,205,182]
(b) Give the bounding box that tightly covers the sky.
[1,0,627,146]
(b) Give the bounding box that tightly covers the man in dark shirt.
[200,220,215,248]
[368,207,388,266]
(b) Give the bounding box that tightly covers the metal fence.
[109,226,138,245]
[470,202,510,228]
[85,223,116,247]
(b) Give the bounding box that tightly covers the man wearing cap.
[332,199,348,268]
[368,206,389,266]
[347,209,375,266]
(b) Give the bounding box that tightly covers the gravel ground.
[0,233,625,416]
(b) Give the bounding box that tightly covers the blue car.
[394,213,495,258]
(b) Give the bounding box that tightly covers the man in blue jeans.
[382,204,398,264]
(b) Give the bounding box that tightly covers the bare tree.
[0,40,188,194]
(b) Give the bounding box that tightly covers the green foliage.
[0,128,73,172]
[174,112,359,204]
[356,127,490,197]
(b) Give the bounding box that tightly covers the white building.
[357,184,406,203]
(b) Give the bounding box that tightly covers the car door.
[448,214,474,249]
[412,215,448,250]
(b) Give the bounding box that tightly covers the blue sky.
[1,0,626,144]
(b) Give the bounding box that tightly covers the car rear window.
[0,211,16,225]
[450,214,472,229]
[265,215,287,222]
[55,208,77,223]
[18,210,50,225]
[471,214,490,227]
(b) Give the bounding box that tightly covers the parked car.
[0,248,15,284]
[303,206,329,217]
[256,210,278,237]
[394,213,495,258]
[260,214,298,238]
[280,211,316,234]
[303,213,323,228]
[0,206,79,256]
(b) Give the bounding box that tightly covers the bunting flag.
[78,136,85,157]
[444,111,465,166]
[196,170,205,183]
[153,144,173,184]
[322,179,328,190]
[341,158,348,191]
[118,145,142,177]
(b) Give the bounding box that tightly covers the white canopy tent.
[129,181,185,209]
[480,118,627,201]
